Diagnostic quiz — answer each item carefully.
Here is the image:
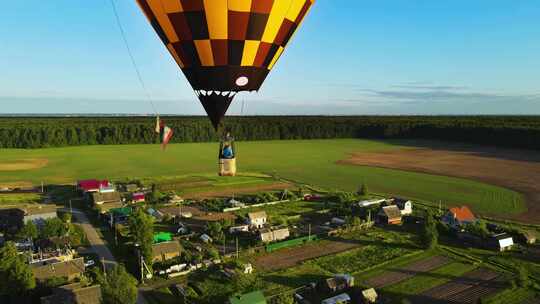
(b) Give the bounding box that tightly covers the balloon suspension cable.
[109,0,158,116]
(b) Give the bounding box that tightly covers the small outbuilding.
[487,233,514,251]
[259,227,290,243]
[362,288,378,303]
[321,293,351,304]
[132,192,145,203]
[377,205,402,225]
[521,230,537,244]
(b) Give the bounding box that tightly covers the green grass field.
[0,139,525,215]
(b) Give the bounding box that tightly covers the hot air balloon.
[136,0,315,175]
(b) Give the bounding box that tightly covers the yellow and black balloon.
[136,0,315,130]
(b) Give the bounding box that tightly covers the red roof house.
[77,180,109,193]
[444,206,477,227]
[132,192,146,203]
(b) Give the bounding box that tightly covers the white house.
[393,198,413,215]
[489,233,514,251]
[247,211,267,229]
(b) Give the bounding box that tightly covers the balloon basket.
[219,158,237,176]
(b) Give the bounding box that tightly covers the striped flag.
[161,125,173,150]
[155,117,173,150]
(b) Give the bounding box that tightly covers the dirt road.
[71,209,148,304]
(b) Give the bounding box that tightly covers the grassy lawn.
[0,139,524,216]
[0,193,42,207]
[485,287,538,304]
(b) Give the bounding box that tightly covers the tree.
[273,293,294,304]
[0,242,36,297]
[358,183,369,196]
[18,221,38,240]
[60,212,72,223]
[207,248,220,260]
[96,264,138,304]
[466,220,489,239]
[41,218,68,239]
[517,265,530,287]
[128,208,154,264]
[423,210,438,249]
[206,221,224,242]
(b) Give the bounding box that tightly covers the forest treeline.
[0,116,539,150]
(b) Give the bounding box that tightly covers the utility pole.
[102,257,106,275]
[236,237,239,259]
[140,255,144,283]
[69,200,73,214]
[223,234,226,256]
[308,223,311,241]
[41,181,44,193]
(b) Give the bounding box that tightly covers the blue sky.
[1,1,539,115]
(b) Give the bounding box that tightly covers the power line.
[108,0,158,115]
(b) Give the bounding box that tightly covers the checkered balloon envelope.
[137,0,315,130]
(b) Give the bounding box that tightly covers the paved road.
[71,209,117,270]
[69,209,148,304]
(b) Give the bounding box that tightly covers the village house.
[23,205,58,226]
[259,227,290,243]
[40,283,102,304]
[228,290,267,304]
[77,180,109,193]
[31,257,85,282]
[152,240,182,263]
[247,211,267,229]
[393,197,413,215]
[442,206,477,227]
[91,191,122,206]
[377,205,402,225]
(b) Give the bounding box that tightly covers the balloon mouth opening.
[195,90,237,98]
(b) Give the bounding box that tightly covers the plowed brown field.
[338,144,540,224]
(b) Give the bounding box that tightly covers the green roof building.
[153,232,173,243]
[229,291,266,304]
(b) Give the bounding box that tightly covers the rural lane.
[69,209,148,304]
